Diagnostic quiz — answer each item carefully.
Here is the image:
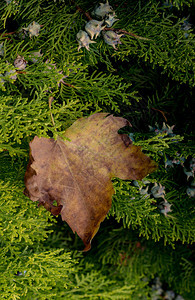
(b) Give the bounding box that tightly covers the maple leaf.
[24,113,157,251]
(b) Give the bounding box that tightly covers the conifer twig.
[16,71,26,74]
[0,25,44,37]
[73,1,151,41]
[0,31,16,36]
[151,107,168,122]
[48,96,56,128]
[61,80,76,88]
[104,27,152,41]
[71,0,92,20]
[75,5,92,20]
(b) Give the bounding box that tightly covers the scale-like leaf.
[24,113,157,250]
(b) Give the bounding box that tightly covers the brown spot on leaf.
[121,134,132,147]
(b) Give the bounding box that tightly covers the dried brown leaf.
[24,113,157,250]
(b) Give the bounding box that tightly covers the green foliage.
[0,93,88,155]
[111,178,195,245]
[0,0,194,299]
[109,132,195,246]
[0,156,76,299]
[90,227,195,298]
[1,248,76,300]
[163,0,193,8]
[112,2,195,86]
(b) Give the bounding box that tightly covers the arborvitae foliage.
[0,0,194,299]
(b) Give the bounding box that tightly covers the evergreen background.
[0,0,194,299]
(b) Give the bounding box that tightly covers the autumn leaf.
[24,113,157,251]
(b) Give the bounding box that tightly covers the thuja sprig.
[74,0,151,51]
